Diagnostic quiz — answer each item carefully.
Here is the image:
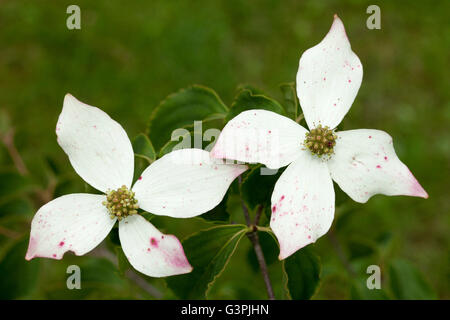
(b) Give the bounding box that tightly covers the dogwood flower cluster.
[211,15,428,259]
[26,94,247,277]
[26,15,427,277]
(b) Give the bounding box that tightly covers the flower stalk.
[239,176,275,300]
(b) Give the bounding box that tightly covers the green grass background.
[0,0,448,299]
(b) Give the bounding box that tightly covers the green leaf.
[279,82,299,120]
[0,237,40,299]
[148,85,228,151]
[132,133,156,163]
[133,156,150,183]
[166,224,248,299]
[240,165,281,211]
[236,84,265,95]
[156,114,225,157]
[389,259,437,299]
[226,89,286,122]
[157,130,198,157]
[283,244,321,300]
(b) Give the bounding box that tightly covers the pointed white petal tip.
[145,233,193,276]
[25,237,39,261]
[25,236,79,261]
[62,93,81,110]
[64,93,75,101]
[330,14,346,35]
[25,246,68,261]
[323,14,349,48]
[408,172,428,199]
[165,235,193,275]
[278,239,316,260]
[61,93,97,117]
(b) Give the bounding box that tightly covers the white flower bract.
[26,94,247,277]
[211,15,428,259]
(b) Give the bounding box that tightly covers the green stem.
[238,176,275,300]
[256,226,273,233]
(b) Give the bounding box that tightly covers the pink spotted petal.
[119,215,192,277]
[26,194,115,260]
[328,129,428,203]
[296,15,363,130]
[270,151,335,260]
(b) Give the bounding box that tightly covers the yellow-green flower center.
[304,125,337,157]
[103,185,139,220]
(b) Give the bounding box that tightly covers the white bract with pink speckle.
[26,94,246,277]
[211,15,428,259]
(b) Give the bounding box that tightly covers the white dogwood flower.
[211,15,428,259]
[26,94,247,277]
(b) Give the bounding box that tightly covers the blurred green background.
[0,0,448,299]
